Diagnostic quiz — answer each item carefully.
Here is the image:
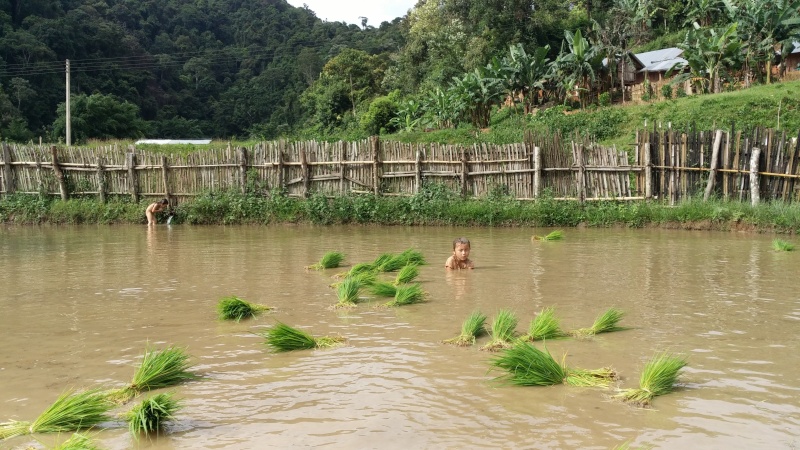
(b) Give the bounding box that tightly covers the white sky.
[285,0,416,26]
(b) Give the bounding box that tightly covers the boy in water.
[145,198,169,225]
[445,237,474,269]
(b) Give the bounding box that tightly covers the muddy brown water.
[0,225,799,449]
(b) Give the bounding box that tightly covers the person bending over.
[146,198,169,225]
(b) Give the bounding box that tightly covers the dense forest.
[1,0,799,143]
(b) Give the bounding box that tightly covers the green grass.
[124,392,181,436]
[306,251,345,270]
[571,308,627,337]
[524,307,567,342]
[260,322,344,352]
[772,238,795,251]
[481,309,519,351]
[615,352,688,406]
[443,310,488,346]
[490,341,616,387]
[385,283,426,306]
[0,389,113,439]
[217,296,270,321]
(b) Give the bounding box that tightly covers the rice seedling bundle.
[125,392,181,436]
[260,322,344,352]
[490,341,615,387]
[375,249,427,272]
[399,248,427,265]
[615,352,688,406]
[217,296,270,322]
[524,307,566,342]
[109,346,197,403]
[54,432,102,450]
[571,307,627,337]
[0,389,113,440]
[336,276,363,306]
[443,311,487,346]
[772,239,795,251]
[532,230,564,241]
[333,262,376,279]
[306,251,345,270]
[369,281,398,297]
[385,283,426,306]
[394,264,420,285]
[481,309,519,351]
[372,253,396,271]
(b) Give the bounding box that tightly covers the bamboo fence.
[1,128,799,205]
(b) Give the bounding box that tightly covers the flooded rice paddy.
[0,224,799,449]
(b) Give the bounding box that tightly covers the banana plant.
[673,22,743,94]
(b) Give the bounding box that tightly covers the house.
[605,47,688,102]
[783,42,800,80]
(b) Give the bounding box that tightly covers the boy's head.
[452,237,471,262]
[160,198,169,205]
[452,237,470,250]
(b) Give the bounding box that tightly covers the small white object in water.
[167,216,173,225]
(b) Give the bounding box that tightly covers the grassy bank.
[3,187,800,234]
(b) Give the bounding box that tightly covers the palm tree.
[555,29,603,109]
[504,43,552,113]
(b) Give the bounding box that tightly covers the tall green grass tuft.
[0,389,113,439]
[481,309,519,351]
[217,296,270,321]
[109,346,198,403]
[306,251,345,269]
[260,322,344,352]
[616,352,688,406]
[394,264,420,285]
[524,307,567,341]
[571,307,627,337]
[443,311,488,346]
[490,341,616,387]
[772,238,795,251]
[125,392,181,436]
[385,283,426,306]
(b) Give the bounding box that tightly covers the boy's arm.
[444,256,454,269]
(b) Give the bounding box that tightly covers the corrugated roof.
[633,47,686,73]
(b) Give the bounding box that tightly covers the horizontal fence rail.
[1,128,798,205]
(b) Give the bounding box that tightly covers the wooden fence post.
[35,153,43,195]
[573,142,586,203]
[339,143,347,195]
[51,145,68,201]
[238,147,248,194]
[703,129,723,201]
[161,155,171,200]
[532,146,541,199]
[644,142,652,200]
[126,151,139,203]
[277,150,285,192]
[750,147,761,206]
[300,147,310,198]
[96,156,106,203]
[460,147,469,198]
[2,142,14,196]
[371,136,381,195]
[414,148,423,194]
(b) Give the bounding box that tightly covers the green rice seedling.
[333,262,375,279]
[260,322,344,352]
[394,264,420,285]
[772,238,795,251]
[336,276,363,307]
[481,309,519,351]
[109,346,197,403]
[532,230,564,241]
[217,296,270,322]
[399,248,427,265]
[385,283,426,306]
[523,307,567,342]
[0,389,113,440]
[376,254,407,272]
[616,352,688,406]
[369,281,397,297]
[306,251,345,270]
[53,432,102,450]
[330,270,377,289]
[490,341,616,387]
[125,392,181,436]
[371,253,395,271]
[571,307,627,337]
[443,311,487,346]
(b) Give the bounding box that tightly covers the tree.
[503,43,552,113]
[52,93,149,142]
[9,77,34,110]
[675,22,743,94]
[555,29,603,108]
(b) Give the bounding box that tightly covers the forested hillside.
[1,0,799,144]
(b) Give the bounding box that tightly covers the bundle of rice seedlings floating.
[108,346,198,403]
[571,307,627,338]
[334,262,377,279]
[376,249,427,273]
[394,264,420,285]
[443,311,487,346]
[217,296,270,322]
[532,230,564,241]
[490,341,616,387]
[306,251,345,270]
[385,283,426,307]
[336,276,365,307]
[480,309,519,351]
[125,392,181,436]
[523,307,567,342]
[615,352,688,407]
[772,239,795,251]
[398,248,426,265]
[0,389,112,440]
[54,432,102,450]
[260,322,344,352]
[369,280,397,297]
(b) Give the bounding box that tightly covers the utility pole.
[66,59,71,146]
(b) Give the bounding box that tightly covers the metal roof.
[632,47,686,73]
[135,139,212,145]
